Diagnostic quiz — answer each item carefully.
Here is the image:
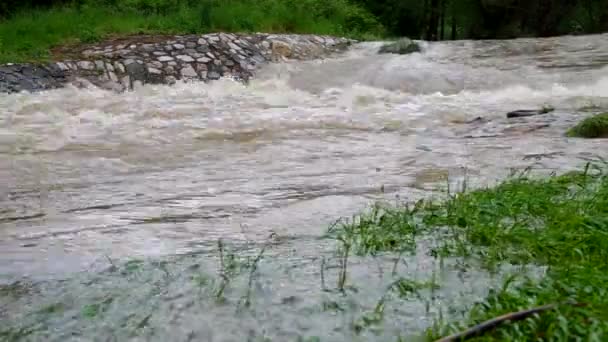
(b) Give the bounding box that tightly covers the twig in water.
[243,244,267,308]
[215,239,230,301]
[434,302,587,342]
[337,242,351,293]
[105,255,116,271]
[391,251,403,276]
[320,257,327,291]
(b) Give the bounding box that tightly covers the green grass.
[329,162,608,341]
[0,0,384,63]
[567,112,608,138]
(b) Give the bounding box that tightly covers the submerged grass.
[328,162,608,340]
[0,0,383,63]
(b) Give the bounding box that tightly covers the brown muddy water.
[1,34,608,341]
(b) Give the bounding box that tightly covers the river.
[1,34,608,340]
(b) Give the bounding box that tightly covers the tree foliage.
[354,0,608,39]
[1,0,607,39]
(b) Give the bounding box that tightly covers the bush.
[567,112,608,138]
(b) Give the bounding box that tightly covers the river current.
[1,34,608,340]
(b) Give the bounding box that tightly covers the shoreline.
[0,33,356,94]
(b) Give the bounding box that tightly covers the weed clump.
[567,112,608,138]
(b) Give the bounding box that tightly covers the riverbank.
[0,0,382,64]
[2,163,606,340]
[0,32,355,93]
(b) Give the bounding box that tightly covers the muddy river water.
[1,34,608,341]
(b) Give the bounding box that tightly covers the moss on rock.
[567,112,608,138]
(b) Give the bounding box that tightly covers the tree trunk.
[423,0,429,40]
[427,0,440,40]
[440,0,446,40]
[451,0,456,40]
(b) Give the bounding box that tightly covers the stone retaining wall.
[0,33,354,94]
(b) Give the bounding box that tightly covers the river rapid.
[1,34,608,341]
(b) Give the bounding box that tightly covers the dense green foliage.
[330,163,608,340]
[0,0,382,63]
[567,112,608,138]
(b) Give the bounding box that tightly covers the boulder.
[378,38,420,55]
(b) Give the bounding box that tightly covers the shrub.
[567,112,608,138]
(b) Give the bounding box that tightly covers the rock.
[150,61,163,69]
[95,60,105,71]
[506,106,554,118]
[147,67,162,74]
[125,62,147,83]
[176,55,195,62]
[107,71,118,82]
[121,75,131,88]
[271,41,292,59]
[55,62,69,71]
[228,42,241,51]
[208,71,221,80]
[566,112,608,138]
[180,65,198,78]
[158,56,174,62]
[378,38,421,55]
[77,61,95,70]
[173,44,185,50]
[114,62,126,73]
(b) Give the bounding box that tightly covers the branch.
[434,302,587,342]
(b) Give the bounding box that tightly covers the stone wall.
[0,33,354,94]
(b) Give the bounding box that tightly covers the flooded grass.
[1,162,607,340]
[328,161,608,340]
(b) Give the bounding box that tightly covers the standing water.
[1,34,608,340]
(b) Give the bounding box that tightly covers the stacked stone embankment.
[0,33,354,93]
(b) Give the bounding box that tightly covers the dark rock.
[379,38,420,55]
[506,106,555,118]
[125,62,147,83]
[466,116,488,124]
[0,64,67,93]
